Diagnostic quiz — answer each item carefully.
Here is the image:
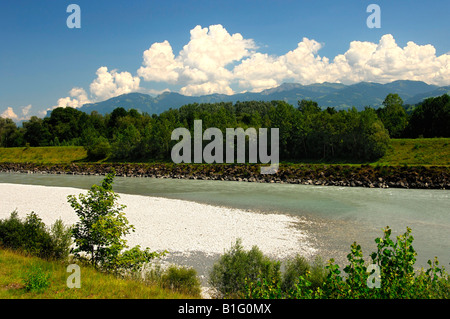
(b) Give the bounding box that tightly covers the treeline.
[0,93,448,162]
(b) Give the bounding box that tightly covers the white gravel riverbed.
[0,183,317,259]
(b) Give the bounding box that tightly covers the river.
[0,172,449,274]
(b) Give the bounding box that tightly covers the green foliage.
[282,255,326,293]
[208,239,281,298]
[221,227,449,299]
[85,136,111,160]
[161,265,202,296]
[108,245,166,275]
[68,170,132,267]
[143,263,202,297]
[0,117,24,147]
[406,94,450,138]
[3,94,450,162]
[68,170,165,273]
[49,219,73,260]
[111,124,141,160]
[0,211,72,260]
[377,93,409,138]
[22,264,51,292]
[0,211,24,250]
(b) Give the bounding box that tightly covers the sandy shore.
[0,183,316,260]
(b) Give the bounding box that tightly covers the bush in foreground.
[143,263,202,297]
[208,239,281,298]
[67,170,166,274]
[211,227,449,299]
[0,211,72,260]
[22,264,51,293]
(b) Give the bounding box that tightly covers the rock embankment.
[0,162,449,189]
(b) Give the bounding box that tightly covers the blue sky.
[1,0,449,120]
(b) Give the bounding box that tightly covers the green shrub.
[208,239,281,298]
[22,212,55,259]
[143,263,202,297]
[243,255,327,299]
[49,218,73,260]
[23,264,51,292]
[0,211,24,250]
[68,171,165,273]
[281,254,310,291]
[321,226,450,299]
[161,265,201,296]
[237,227,449,299]
[0,211,72,260]
[85,136,111,160]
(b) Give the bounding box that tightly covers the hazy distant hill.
[78,80,446,115]
[405,86,450,105]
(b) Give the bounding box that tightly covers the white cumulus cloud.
[52,25,449,111]
[1,105,34,122]
[138,24,257,95]
[54,87,90,109]
[52,67,141,110]
[90,66,141,101]
[137,26,449,93]
[137,40,181,83]
[1,107,18,120]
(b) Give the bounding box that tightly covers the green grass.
[374,138,450,166]
[0,146,87,164]
[0,138,449,166]
[0,248,198,299]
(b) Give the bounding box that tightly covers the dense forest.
[0,93,449,163]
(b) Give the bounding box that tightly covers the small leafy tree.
[209,239,281,298]
[68,170,164,273]
[85,136,111,160]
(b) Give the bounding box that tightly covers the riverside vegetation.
[0,171,201,298]
[1,93,449,189]
[0,93,449,162]
[0,172,448,299]
[1,93,449,297]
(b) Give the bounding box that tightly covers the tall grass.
[0,248,197,299]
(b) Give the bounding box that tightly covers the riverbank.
[1,162,449,189]
[0,183,316,279]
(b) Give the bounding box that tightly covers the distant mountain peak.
[76,80,447,116]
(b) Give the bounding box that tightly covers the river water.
[0,172,449,272]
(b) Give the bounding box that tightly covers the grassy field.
[373,138,450,166]
[0,138,449,166]
[0,146,87,164]
[0,248,197,299]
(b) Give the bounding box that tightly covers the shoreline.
[1,162,449,190]
[0,182,317,291]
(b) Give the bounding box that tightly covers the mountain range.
[78,80,450,116]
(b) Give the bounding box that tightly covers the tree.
[0,118,24,147]
[85,136,111,160]
[377,93,408,138]
[45,107,88,144]
[67,170,164,273]
[111,123,141,160]
[406,94,450,138]
[23,116,52,146]
[298,99,321,114]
